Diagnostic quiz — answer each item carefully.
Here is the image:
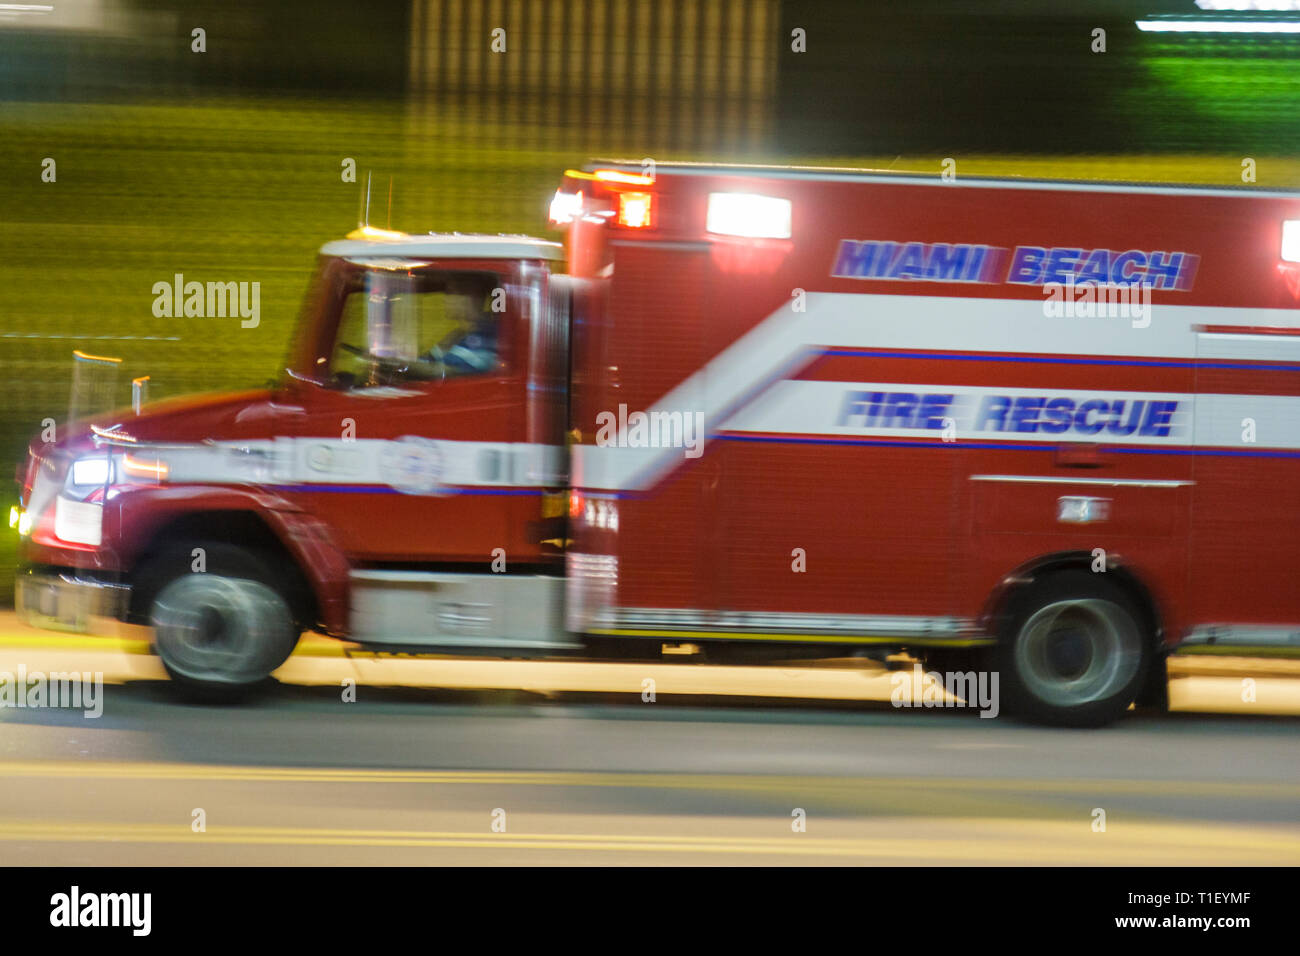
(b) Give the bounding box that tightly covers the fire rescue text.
[837,391,1180,438]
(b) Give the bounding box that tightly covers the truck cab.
[16,229,576,694]
[278,231,569,566]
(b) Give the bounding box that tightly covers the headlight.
[70,457,111,486]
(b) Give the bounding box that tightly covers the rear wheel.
[997,571,1150,727]
[139,544,302,700]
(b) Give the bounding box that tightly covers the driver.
[434,290,498,374]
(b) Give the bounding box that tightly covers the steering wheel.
[336,343,408,387]
[338,342,448,385]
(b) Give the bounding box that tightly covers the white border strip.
[970,475,1194,488]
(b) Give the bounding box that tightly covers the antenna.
[387,175,393,230]
[364,171,373,228]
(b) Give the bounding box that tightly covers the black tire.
[995,570,1151,728]
[1134,651,1170,713]
[135,543,302,701]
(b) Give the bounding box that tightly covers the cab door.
[286,259,541,564]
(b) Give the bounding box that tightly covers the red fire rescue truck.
[15,162,1300,726]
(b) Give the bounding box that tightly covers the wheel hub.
[1014,598,1142,708]
[151,574,295,687]
[1043,622,1094,679]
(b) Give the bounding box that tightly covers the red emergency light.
[616,191,653,229]
[551,168,657,230]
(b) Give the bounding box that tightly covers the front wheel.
[151,573,300,701]
[996,571,1151,727]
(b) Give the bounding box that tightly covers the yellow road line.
[1,760,1297,798]
[0,820,1294,861]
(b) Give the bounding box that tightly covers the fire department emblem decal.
[381,436,445,496]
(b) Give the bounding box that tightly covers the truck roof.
[586,159,1300,199]
[320,231,564,261]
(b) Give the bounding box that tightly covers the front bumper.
[15,568,129,634]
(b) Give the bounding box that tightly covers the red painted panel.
[718,439,958,616]
[1189,456,1300,628]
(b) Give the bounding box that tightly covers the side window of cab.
[328,269,502,390]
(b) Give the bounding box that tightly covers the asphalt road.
[0,616,1297,865]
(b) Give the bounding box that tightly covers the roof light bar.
[346,225,409,241]
[594,169,655,186]
[563,168,657,187]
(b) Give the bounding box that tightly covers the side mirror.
[132,376,150,415]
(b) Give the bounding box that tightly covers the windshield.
[328,267,502,389]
